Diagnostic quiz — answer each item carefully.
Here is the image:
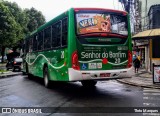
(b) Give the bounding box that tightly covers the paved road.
[0,75,160,116]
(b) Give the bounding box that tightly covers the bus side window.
[33,34,38,51]
[44,27,51,49]
[38,32,43,51]
[29,37,33,52]
[62,17,68,47]
[52,21,61,48]
[26,39,29,53]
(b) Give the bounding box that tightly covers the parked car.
[0,56,7,62]
[6,58,22,71]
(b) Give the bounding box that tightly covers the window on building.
[152,38,160,58]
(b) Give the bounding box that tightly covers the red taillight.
[14,61,16,64]
[127,50,132,68]
[72,51,80,70]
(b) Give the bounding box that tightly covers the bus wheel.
[81,80,97,87]
[12,67,15,72]
[43,67,51,88]
[26,64,32,79]
[22,71,26,75]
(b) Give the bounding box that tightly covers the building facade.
[133,1,160,72]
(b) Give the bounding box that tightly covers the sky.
[6,0,124,22]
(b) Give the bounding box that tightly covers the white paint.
[26,54,64,69]
[68,66,133,81]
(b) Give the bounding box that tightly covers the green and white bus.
[22,8,133,87]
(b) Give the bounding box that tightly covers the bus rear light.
[127,50,132,68]
[72,51,80,70]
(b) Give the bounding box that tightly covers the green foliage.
[0,2,19,47]
[25,7,46,32]
[3,1,29,42]
[0,1,46,62]
[0,1,46,48]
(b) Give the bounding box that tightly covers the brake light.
[14,61,16,64]
[127,50,132,68]
[72,51,80,70]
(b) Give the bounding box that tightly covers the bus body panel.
[25,48,69,81]
[68,67,133,81]
[77,43,129,71]
[68,8,133,80]
[23,8,133,82]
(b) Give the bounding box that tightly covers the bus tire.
[81,80,97,87]
[26,63,29,74]
[12,67,15,72]
[26,64,32,79]
[43,67,51,88]
[22,71,26,75]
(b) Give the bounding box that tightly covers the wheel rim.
[44,72,48,87]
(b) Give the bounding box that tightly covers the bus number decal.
[61,51,64,59]
[115,58,121,64]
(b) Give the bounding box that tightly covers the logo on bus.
[82,63,87,69]
[79,18,97,28]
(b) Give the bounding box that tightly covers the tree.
[25,7,46,32]
[0,1,46,63]
[3,1,29,39]
[0,2,19,62]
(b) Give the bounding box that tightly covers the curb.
[0,72,22,79]
[117,79,160,89]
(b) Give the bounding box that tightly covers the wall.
[139,0,160,30]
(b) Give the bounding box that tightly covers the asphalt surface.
[1,68,159,89]
[0,75,143,116]
[1,69,160,116]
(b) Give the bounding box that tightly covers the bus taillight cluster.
[127,50,132,68]
[72,51,80,70]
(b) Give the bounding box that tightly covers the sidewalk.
[0,71,22,78]
[117,68,160,89]
[0,63,22,78]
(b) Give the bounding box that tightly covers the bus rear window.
[76,11,128,36]
[77,36,127,45]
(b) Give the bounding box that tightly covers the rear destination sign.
[81,51,126,59]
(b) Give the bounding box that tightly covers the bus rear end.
[68,8,133,83]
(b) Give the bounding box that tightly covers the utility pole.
[128,0,131,13]
[144,0,147,30]
[124,0,131,13]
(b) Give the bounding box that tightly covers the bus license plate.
[100,73,110,77]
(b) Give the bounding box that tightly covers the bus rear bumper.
[68,67,134,81]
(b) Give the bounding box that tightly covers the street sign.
[153,63,160,84]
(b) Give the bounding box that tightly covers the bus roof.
[74,8,127,15]
[27,8,127,39]
[28,9,70,38]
